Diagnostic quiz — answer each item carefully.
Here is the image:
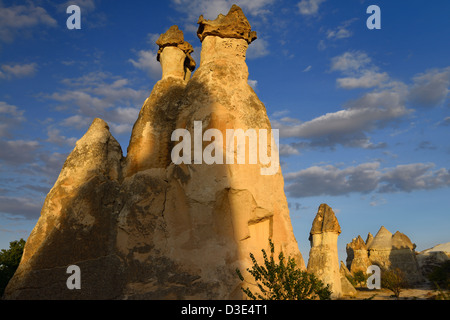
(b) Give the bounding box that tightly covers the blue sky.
[0,0,449,262]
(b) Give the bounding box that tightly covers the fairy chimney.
[307,204,342,298]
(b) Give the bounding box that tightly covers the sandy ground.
[342,283,447,300]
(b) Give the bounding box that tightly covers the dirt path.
[344,284,445,300]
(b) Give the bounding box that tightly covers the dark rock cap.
[309,203,341,237]
[197,4,257,43]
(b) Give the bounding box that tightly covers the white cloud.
[331,51,392,90]
[46,72,148,136]
[327,27,351,40]
[61,115,91,129]
[109,123,133,135]
[0,102,24,119]
[284,161,450,198]
[303,65,312,72]
[0,195,43,219]
[379,163,450,193]
[246,38,270,59]
[0,101,25,138]
[408,66,450,108]
[330,51,371,73]
[337,70,389,89]
[0,3,57,42]
[0,139,40,164]
[171,0,274,21]
[297,0,326,16]
[326,19,357,41]
[46,128,77,147]
[270,52,444,150]
[279,144,300,156]
[169,0,274,38]
[248,79,258,90]
[1,63,37,79]
[285,162,381,197]
[129,50,162,79]
[274,86,409,146]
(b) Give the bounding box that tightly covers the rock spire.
[307,204,342,298]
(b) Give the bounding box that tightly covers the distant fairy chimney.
[307,204,342,298]
[346,235,371,273]
[156,25,196,82]
[346,226,424,284]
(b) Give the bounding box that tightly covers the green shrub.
[236,239,331,300]
[353,270,368,288]
[381,267,408,300]
[428,260,450,290]
[0,239,26,296]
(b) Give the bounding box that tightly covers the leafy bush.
[0,239,26,296]
[353,270,368,288]
[428,260,450,289]
[236,239,331,300]
[381,267,408,299]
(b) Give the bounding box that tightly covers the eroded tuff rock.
[307,204,342,298]
[346,235,371,273]
[4,119,125,299]
[416,243,450,277]
[4,5,303,300]
[346,226,424,285]
[197,4,257,44]
[156,25,196,81]
[124,26,194,176]
[339,261,357,297]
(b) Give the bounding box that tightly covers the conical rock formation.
[5,119,125,299]
[346,226,423,285]
[368,227,423,284]
[339,261,357,297]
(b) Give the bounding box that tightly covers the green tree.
[381,267,408,300]
[427,261,450,300]
[353,270,368,288]
[428,260,450,289]
[236,239,331,300]
[0,238,26,296]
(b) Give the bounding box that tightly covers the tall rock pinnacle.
[346,235,371,273]
[4,5,304,300]
[307,204,342,298]
[156,25,196,82]
[4,119,125,299]
[124,25,194,176]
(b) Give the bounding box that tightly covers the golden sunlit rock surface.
[4,5,304,300]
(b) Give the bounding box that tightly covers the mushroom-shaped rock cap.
[310,203,341,237]
[197,4,257,44]
[156,25,196,71]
